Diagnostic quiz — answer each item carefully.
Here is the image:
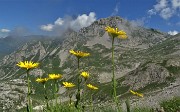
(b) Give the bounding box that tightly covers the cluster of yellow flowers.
[16,26,145,110]
[35,74,62,84]
[16,26,126,88]
[17,60,98,90]
[70,49,98,90]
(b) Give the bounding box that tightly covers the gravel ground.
[122,77,180,111]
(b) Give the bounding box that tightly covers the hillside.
[0,16,179,111]
[0,35,56,59]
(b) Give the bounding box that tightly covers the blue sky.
[0,0,179,37]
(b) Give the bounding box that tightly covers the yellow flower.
[130,90,143,97]
[87,84,98,90]
[63,82,75,88]
[81,71,89,80]
[48,74,62,80]
[36,78,49,84]
[17,61,39,70]
[69,49,90,58]
[105,26,127,39]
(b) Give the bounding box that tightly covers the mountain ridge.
[0,16,179,111]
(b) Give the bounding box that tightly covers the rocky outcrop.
[0,79,27,111]
[123,63,170,90]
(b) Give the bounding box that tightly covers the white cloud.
[148,0,179,19]
[70,12,96,31]
[40,12,96,32]
[154,0,168,11]
[0,29,10,38]
[40,24,54,31]
[168,30,178,35]
[54,18,64,25]
[0,29,10,33]
[148,9,156,15]
[172,0,180,9]
[160,7,175,19]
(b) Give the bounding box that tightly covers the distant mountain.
[0,35,61,59]
[0,36,23,58]
[0,16,179,111]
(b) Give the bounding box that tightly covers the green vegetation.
[138,82,168,93]
[131,107,154,112]
[166,76,176,82]
[166,66,180,75]
[160,97,180,112]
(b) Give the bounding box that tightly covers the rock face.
[0,79,27,111]
[0,16,179,110]
[123,63,170,90]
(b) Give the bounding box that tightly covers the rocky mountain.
[0,16,179,111]
[0,35,56,59]
[0,36,24,59]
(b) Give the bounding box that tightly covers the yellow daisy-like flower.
[81,71,89,80]
[62,82,75,88]
[130,90,144,98]
[87,84,98,90]
[48,74,62,80]
[36,78,49,84]
[17,61,39,70]
[69,49,90,58]
[105,26,127,39]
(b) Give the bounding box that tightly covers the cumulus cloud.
[160,7,175,19]
[148,0,180,19]
[54,18,64,25]
[0,29,10,33]
[70,12,96,31]
[168,30,179,35]
[40,12,96,33]
[0,28,10,38]
[154,0,168,11]
[40,24,54,31]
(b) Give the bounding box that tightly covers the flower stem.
[54,80,58,110]
[27,70,32,112]
[43,84,49,110]
[111,37,119,111]
[75,58,81,109]
[90,94,93,112]
[78,58,80,93]
[125,99,131,112]
[69,93,72,105]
